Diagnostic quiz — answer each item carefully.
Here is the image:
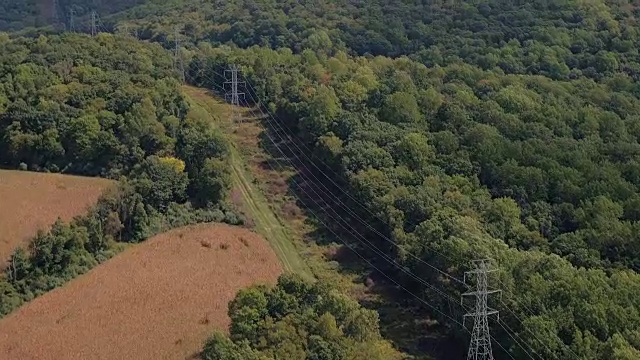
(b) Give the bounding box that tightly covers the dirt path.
[182,86,314,281]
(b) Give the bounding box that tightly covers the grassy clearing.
[182,86,416,358]
[183,86,314,281]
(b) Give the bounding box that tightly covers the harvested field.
[0,170,113,266]
[0,223,282,360]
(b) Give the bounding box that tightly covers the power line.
[239,79,466,317]
[214,68,467,288]
[241,67,579,359]
[238,84,518,360]
[188,62,527,360]
[233,75,462,295]
[221,67,507,285]
[234,71,578,359]
[98,16,108,33]
[498,298,565,359]
[209,67,520,356]
[235,92,469,326]
[496,317,541,360]
[213,66,467,312]
[238,76,526,360]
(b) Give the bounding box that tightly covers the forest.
[0,33,238,316]
[0,0,640,359]
[201,274,402,360]
[0,0,146,31]
[110,0,640,81]
[186,42,640,359]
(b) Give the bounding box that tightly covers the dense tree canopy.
[106,0,640,83]
[0,32,237,318]
[0,33,182,175]
[201,274,403,360]
[185,42,640,358]
[2,1,640,359]
[0,0,146,31]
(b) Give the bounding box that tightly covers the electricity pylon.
[52,0,61,28]
[462,259,501,360]
[173,26,185,83]
[68,8,76,32]
[91,11,98,36]
[224,65,246,124]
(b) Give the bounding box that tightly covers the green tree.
[132,155,189,212]
[204,275,402,359]
[192,157,232,207]
[379,91,421,124]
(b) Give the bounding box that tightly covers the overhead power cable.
[233,69,578,360]
[187,63,534,360]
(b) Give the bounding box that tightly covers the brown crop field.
[0,170,113,266]
[0,223,283,360]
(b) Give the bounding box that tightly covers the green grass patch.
[182,86,314,281]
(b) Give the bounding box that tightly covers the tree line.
[113,0,640,84]
[185,43,640,358]
[105,0,640,357]
[2,0,640,358]
[201,274,403,360]
[0,32,238,317]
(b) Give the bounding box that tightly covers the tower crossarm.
[462,289,501,297]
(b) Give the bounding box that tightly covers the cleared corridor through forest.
[182,86,314,281]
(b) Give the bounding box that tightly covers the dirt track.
[0,170,113,266]
[0,223,282,360]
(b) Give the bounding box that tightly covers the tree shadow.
[362,277,468,360]
[253,113,465,360]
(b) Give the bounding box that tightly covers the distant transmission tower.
[224,65,246,124]
[52,0,60,28]
[68,8,76,32]
[224,65,245,107]
[173,26,185,83]
[90,11,98,36]
[462,259,501,360]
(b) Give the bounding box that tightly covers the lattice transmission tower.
[52,0,61,28]
[224,65,245,123]
[173,26,185,83]
[462,259,501,360]
[67,8,76,32]
[91,11,98,36]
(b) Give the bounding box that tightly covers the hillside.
[5,1,640,83]
[186,46,640,358]
[0,223,282,359]
[0,0,146,31]
[0,32,238,323]
[167,1,640,357]
[0,1,640,359]
[0,170,113,265]
[112,0,640,80]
